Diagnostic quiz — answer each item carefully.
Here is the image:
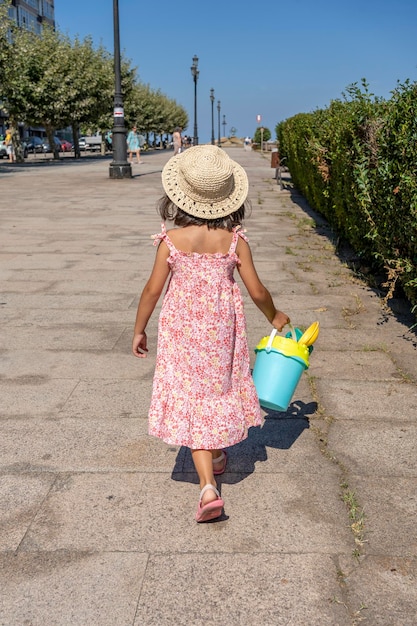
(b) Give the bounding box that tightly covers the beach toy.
[285,321,320,354]
[285,326,303,342]
[298,321,320,347]
[253,323,319,412]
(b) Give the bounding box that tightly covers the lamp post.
[222,114,227,141]
[190,55,199,146]
[109,0,131,179]
[217,100,221,147]
[210,88,215,145]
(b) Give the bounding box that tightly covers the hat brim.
[161,149,249,219]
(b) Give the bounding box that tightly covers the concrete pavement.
[0,148,416,625]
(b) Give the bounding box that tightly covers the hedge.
[276,79,417,308]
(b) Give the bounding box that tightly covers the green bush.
[253,127,271,144]
[276,80,417,307]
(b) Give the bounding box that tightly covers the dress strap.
[228,225,249,254]
[151,223,177,252]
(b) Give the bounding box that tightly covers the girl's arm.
[132,242,170,358]
[236,237,290,331]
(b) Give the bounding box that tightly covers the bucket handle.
[288,323,297,342]
[266,324,297,353]
[266,328,277,353]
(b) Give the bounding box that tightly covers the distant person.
[105,131,112,151]
[5,128,15,162]
[244,136,252,151]
[173,127,182,155]
[127,126,143,164]
[132,145,290,522]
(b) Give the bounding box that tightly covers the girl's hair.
[157,194,251,231]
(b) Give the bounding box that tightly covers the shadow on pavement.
[171,399,316,486]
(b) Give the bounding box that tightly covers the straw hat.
[161,145,248,219]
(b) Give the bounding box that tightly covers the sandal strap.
[212,451,225,464]
[199,484,220,500]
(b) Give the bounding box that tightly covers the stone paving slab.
[341,555,417,625]
[1,149,416,625]
[0,324,126,350]
[347,475,417,557]
[134,554,349,626]
[0,378,78,417]
[0,419,171,472]
[2,293,135,310]
[0,349,155,380]
[2,305,140,324]
[316,380,417,419]
[180,418,327,476]
[18,470,351,554]
[312,349,399,380]
[0,473,55,550]
[328,422,417,477]
[0,552,147,626]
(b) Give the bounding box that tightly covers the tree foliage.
[0,1,188,159]
[276,79,417,308]
[253,126,271,144]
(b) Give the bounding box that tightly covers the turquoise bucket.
[252,329,309,412]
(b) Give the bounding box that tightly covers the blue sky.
[55,0,417,143]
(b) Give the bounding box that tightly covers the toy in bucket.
[252,322,319,411]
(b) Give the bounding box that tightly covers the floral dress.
[148,224,262,449]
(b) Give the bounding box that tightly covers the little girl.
[132,145,290,522]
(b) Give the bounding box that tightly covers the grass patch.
[307,375,367,558]
[297,216,316,230]
[285,246,296,255]
[340,484,366,553]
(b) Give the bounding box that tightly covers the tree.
[0,1,188,159]
[124,82,188,144]
[61,36,116,157]
[0,14,124,159]
[0,24,75,158]
[254,126,271,144]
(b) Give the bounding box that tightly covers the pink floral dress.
[148,224,262,449]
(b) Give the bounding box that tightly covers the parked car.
[42,136,62,153]
[21,141,29,158]
[0,139,28,158]
[59,138,73,152]
[0,139,8,158]
[25,136,45,153]
[78,136,101,151]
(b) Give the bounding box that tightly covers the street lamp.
[222,114,227,141]
[109,0,131,179]
[210,88,215,145]
[217,100,221,147]
[190,55,199,146]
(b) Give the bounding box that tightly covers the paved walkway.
[0,149,416,625]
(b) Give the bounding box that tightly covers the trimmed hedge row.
[276,80,417,308]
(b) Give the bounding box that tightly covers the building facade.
[1,0,55,137]
[6,0,55,34]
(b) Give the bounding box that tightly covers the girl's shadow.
[171,399,317,486]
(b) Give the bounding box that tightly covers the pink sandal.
[195,485,224,523]
[212,450,227,475]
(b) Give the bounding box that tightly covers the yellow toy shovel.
[298,321,320,347]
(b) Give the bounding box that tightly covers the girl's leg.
[212,448,227,475]
[191,449,222,505]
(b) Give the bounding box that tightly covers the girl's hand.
[272,310,290,332]
[132,332,148,358]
